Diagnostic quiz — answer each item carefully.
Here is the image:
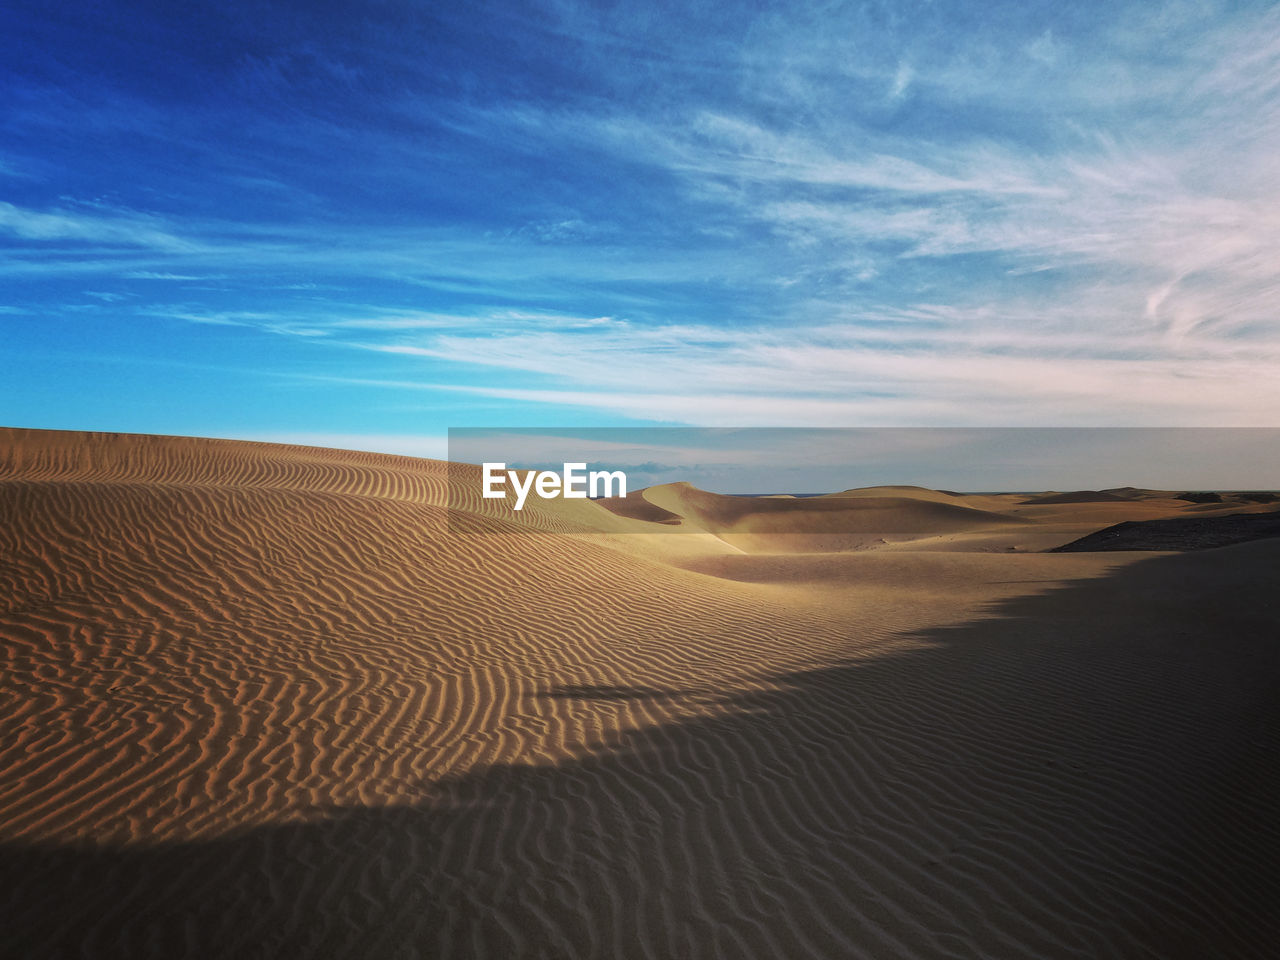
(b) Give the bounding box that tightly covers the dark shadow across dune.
[1052,510,1280,552]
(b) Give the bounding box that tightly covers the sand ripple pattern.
[1,428,1277,959]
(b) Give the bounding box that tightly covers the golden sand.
[2,427,1277,958]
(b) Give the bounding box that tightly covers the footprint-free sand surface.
[2,427,1277,959]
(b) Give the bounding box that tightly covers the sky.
[4,0,1280,464]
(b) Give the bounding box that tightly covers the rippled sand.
[2,427,1277,959]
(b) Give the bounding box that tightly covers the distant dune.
[1021,490,1129,504]
[816,483,973,503]
[2,428,1278,959]
[635,481,1023,553]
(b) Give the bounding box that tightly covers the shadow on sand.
[3,547,1278,959]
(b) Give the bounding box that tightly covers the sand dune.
[2,428,1278,959]
[817,484,974,503]
[638,481,1023,553]
[597,487,684,525]
[1021,490,1129,504]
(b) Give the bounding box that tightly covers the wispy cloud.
[0,200,195,251]
[124,271,223,281]
[341,315,1280,426]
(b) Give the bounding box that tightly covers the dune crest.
[2,428,1278,959]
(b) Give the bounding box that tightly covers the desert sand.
[1,427,1277,959]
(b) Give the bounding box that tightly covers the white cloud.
[1026,30,1061,66]
[334,310,624,332]
[889,60,914,101]
[0,201,194,251]
[323,299,1280,426]
[124,271,217,281]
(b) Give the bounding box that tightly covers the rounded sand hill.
[2,428,1277,959]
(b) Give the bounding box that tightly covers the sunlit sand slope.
[2,428,1277,959]
[640,481,1023,553]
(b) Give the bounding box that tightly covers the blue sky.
[4,0,1280,458]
